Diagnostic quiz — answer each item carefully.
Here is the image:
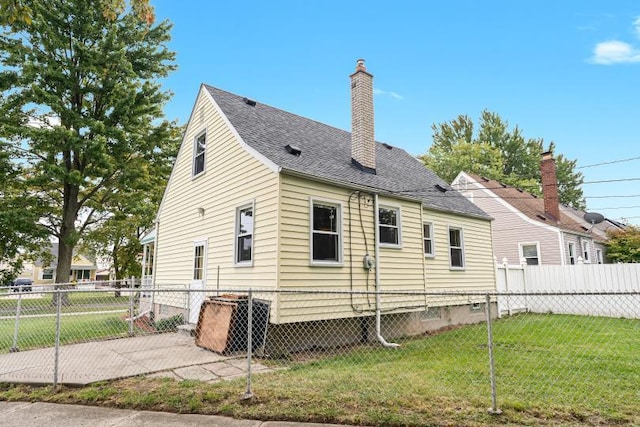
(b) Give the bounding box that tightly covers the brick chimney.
[350,59,376,174]
[540,151,560,221]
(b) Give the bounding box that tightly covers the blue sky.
[154,0,640,225]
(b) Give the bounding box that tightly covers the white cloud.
[634,16,640,39]
[591,40,640,64]
[373,88,404,100]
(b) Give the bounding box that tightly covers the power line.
[577,156,640,169]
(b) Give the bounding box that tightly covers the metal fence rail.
[1,282,638,419]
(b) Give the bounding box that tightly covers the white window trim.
[596,248,604,264]
[309,197,344,266]
[192,239,208,281]
[568,242,576,265]
[192,129,207,178]
[378,204,402,248]
[519,242,541,266]
[423,221,435,258]
[234,200,255,267]
[582,240,591,263]
[448,226,465,270]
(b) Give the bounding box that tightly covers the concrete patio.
[0,333,270,386]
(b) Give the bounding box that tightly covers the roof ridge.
[203,84,403,152]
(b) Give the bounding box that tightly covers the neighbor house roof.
[466,173,607,241]
[205,85,490,220]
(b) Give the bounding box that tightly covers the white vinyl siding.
[155,87,279,295]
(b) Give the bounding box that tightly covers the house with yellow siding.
[152,60,496,348]
[17,243,97,284]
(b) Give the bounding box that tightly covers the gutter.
[373,193,400,349]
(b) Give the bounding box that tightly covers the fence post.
[128,276,135,336]
[53,289,62,388]
[485,293,502,415]
[502,258,512,316]
[243,288,254,400]
[10,290,23,353]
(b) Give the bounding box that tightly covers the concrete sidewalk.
[0,402,356,427]
[0,334,269,385]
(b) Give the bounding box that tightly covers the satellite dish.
[583,212,605,225]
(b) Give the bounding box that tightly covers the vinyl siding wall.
[155,88,280,298]
[466,184,563,265]
[276,174,496,323]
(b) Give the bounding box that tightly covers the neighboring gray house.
[452,152,625,266]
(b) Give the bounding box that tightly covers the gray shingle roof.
[205,85,490,220]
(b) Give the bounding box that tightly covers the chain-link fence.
[1,283,639,420]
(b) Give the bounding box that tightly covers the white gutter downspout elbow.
[373,193,400,349]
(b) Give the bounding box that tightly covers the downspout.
[373,193,400,348]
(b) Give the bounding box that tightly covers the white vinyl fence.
[496,261,640,318]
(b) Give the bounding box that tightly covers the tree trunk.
[52,181,80,306]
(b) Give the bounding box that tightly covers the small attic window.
[285,144,301,156]
[536,214,547,221]
[434,184,448,193]
[243,97,257,106]
[382,143,393,150]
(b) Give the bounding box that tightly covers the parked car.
[10,278,33,292]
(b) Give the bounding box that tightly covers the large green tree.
[0,0,176,286]
[606,226,640,263]
[420,110,586,209]
[0,142,49,284]
[83,124,180,280]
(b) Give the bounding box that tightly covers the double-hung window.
[520,243,540,265]
[378,206,401,247]
[582,241,591,263]
[568,242,576,265]
[448,226,465,269]
[192,131,206,177]
[596,248,604,264]
[423,222,434,257]
[235,204,254,264]
[311,201,341,264]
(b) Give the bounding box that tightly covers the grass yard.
[1,313,639,426]
[0,291,130,317]
[0,312,134,353]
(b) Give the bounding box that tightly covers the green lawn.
[1,313,638,426]
[0,312,134,353]
[0,291,131,317]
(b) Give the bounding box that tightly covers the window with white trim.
[423,222,434,257]
[235,204,254,264]
[192,131,206,176]
[378,206,401,246]
[582,241,591,263]
[448,227,465,269]
[596,248,603,264]
[568,242,576,265]
[520,243,540,265]
[311,201,341,263]
[193,243,205,280]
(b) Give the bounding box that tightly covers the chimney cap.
[355,58,367,72]
[541,151,553,160]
